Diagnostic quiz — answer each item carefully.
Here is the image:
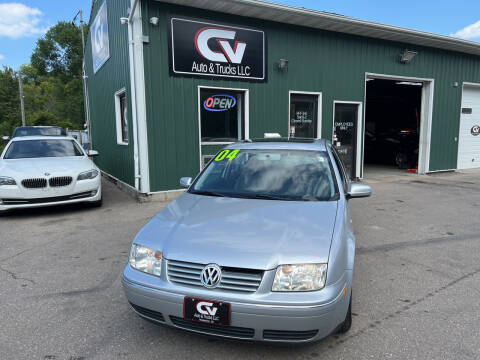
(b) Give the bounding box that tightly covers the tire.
[338,291,352,334]
[90,197,103,208]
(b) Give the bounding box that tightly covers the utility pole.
[18,72,26,126]
[73,9,92,150]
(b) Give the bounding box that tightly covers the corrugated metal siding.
[84,0,135,186]
[140,1,480,191]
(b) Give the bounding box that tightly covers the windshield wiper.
[189,190,226,197]
[234,194,296,201]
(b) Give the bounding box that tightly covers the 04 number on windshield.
[215,149,240,162]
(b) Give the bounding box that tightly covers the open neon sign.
[203,94,237,112]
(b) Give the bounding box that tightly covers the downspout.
[126,0,141,190]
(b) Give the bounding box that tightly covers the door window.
[200,89,244,143]
[290,94,319,138]
[333,103,359,179]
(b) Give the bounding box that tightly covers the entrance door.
[289,93,321,138]
[458,85,480,169]
[199,88,247,168]
[333,103,359,179]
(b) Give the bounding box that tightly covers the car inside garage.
[364,79,423,173]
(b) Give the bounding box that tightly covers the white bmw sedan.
[0,136,102,212]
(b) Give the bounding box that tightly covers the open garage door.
[365,79,422,171]
[458,85,480,169]
[362,74,434,177]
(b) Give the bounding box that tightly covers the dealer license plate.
[184,297,230,326]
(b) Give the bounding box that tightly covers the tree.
[28,21,86,129]
[0,67,20,133]
[0,67,20,151]
[31,22,84,81]
[0,20,86,151]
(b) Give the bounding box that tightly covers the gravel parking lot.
[1,170,480,360]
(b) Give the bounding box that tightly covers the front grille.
[49,176,72,187]
[130,303,165,323]
[2,191,93,205]
[21,178,47,189]
[167,259,263,293]
[170,316,254,339]
[263,329,319,341]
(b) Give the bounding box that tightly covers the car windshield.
[13,127,65,137]
[190,149,339,201]
[4,139,84,159]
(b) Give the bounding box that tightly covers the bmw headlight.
[0,176,16,186]
[272,264,327,292]
[129,244,162,277]
[77,169,99,181]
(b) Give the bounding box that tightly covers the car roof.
[14,126,63,129]
[10,135,74,142]
[224,138,329,151]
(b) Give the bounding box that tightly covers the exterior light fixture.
[278,59,289,71]
[150,17,159,26]
[395,81,422,86]
[399,50,417,64]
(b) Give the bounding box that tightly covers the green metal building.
[84,0,480,196]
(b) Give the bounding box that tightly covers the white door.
[458,85,480,169]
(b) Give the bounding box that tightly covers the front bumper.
[122,264,352,343]
[0,177,101,211]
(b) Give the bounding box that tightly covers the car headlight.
[272,263,327,292]
[0,176,16,186]
[129,244,162,277]
[77,169,99,181]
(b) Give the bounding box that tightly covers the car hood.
[0,157,95,178]
[135,193,338,270]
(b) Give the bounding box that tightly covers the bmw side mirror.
[180,177,192,188]
[346,184,372,199]
[2,136,9,141]
[87,150,99,156]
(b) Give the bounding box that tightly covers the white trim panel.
[130,0,150,193]
[157,0,480,56]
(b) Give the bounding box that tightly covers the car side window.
[331,146,348,192]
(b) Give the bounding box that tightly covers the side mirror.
[346,183,372,199]
[179,177,192,188]
[87,150,99,156]
[2,136,9,141]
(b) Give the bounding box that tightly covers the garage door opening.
[364,78,423,176]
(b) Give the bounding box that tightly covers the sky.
[1,0,480,70]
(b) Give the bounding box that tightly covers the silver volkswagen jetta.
[122,139,371,343]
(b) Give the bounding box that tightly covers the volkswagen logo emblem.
[200,264,222,288]
[44,172,51,177]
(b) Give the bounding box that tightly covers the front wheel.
[90,197,103,208]
[337,291,352,333]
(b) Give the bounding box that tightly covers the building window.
[200,89,245,143]
[289,93,321,138]
[115,89,128,145]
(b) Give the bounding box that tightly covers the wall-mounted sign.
[91,0,110,74]
[471,125,480,136]
[203,94,237,112]
[169,18,266,81]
